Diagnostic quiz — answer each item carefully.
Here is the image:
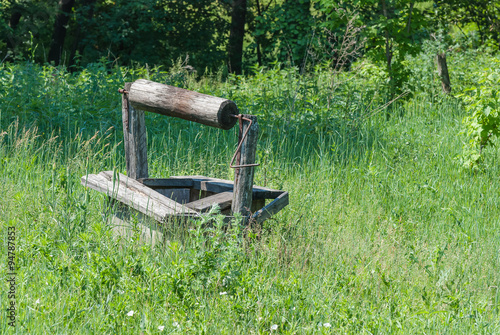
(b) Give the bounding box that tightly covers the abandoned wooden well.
[81,79,288,239]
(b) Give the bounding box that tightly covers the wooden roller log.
[128,79,239,130]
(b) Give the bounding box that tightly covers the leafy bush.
[459,59,500,168]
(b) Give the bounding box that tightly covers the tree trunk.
[48,0,76,65]
[9,11,22,29]
[255,0,262,66]
[68,0,97,70]
[406,1,414,36]
[4,5,22,51]
[436,52,451,94]
[228,0,247,74]
[381,0,394,120]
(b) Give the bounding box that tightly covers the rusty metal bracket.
[230,114,260,169]
[118,88,129,94]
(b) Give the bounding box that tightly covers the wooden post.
[122,82,148,179]
[231,115,258,218]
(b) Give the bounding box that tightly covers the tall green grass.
[0,59,499,333]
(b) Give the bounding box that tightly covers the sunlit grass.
[0,60,499,333]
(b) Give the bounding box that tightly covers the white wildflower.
[35,299,40,304]
[158,325,165,331]
[323,323,331,328]
[270,324,278,330]
[173,321,180,328]
[126,310,134,317]
[220,291,227,295]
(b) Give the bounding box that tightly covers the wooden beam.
[232,115,258,216]
[81,172,198,222]
[128,79,239,130]
[251,192,289,224]
[184,191,233,213]
[122,82,148,179]
[99,171,196,213]
[139,178,194,188]
[168,176,284,199]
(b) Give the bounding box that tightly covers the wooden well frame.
[81,79,288,232]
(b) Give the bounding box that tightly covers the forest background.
[1,0,500,333]
[2,0,498,77]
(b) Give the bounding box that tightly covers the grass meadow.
[0,54,500,334]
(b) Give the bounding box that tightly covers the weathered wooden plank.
[128,79,239,130]
[198,181,233,194]
[81,173,197,223]
[122,82,148,179]
[155,189,190,204]
[251,199,265,213]
[99,171,197,214]
[232,115,259,216]
[251,191,289,224]
[83,174,172,222]
[185,191,233,213]
[169,175,283,199]
[198,180,283,200]
[139,178,194,188]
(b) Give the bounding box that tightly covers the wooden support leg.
[122,82,148,179]
[231,115,258,217]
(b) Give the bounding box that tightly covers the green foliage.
[166,209,245,306]
[2,57,500,332]
[0,0,229,70]
[404,29,454,97]
[74,0,229,70]
[220,61,383,141]
[249,0,317,69]
[1,0,498,86]
[0,0,56,62]
[435,0,500,45]
[318,0,430,104]
[459,60,500,168]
